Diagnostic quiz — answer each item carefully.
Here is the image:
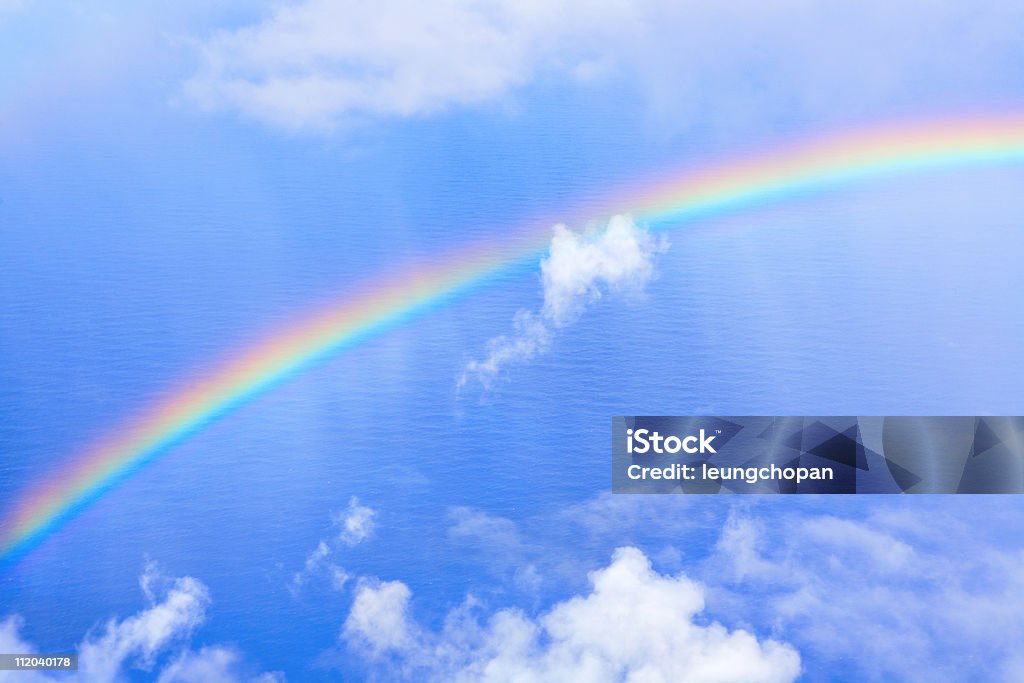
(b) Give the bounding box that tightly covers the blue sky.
[2,1,1024,681]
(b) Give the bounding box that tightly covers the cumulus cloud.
[461,215,665,388]
[0,564,279,683]
[344,579,418,657]
[541,217,663,324]
[184,0,636,131]
[290,497,375,593]
[77,564,209,682]
[343,546,801,682]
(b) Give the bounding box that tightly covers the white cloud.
[712,515,777,584]
[446,507,543,594]
[343,546,801,682]
[0,564,278,683]
[448,507,524,554]
[460,311,552,387]
[290,540,333,594]
[344,579,418,657]
[703,506,1024,682]
[157,647,284,683]
[328,566,351,592]
[540,217,663,325]
[0,617,52,683]
[334,496,376,547]
[77,565,209,682]
[157,647,241,683]
[290,497,376,593]
[461,215,665,387]
[436,497,1024,683]
[184,0,637,131]
[182,2,1024,136]
[797,515,914,572]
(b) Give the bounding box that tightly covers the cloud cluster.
[185,0,635,131]
[9,498,1024,682]
[183,1,1024,134]
[343,546,801,682]
[0,564,280,683]
[432,497,1024,682]
[461,215,665,388]
[704,507,1024,682]
[290,497,376,593]
[77,565,209,682]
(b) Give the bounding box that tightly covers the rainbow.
[4,113,1024,564]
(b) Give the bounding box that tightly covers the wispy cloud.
[290,497,376,594]
[460,215,666,389]
[703,506,1024,682]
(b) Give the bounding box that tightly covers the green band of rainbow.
[4,114,1024,564]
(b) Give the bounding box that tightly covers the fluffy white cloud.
[0,565,279,683]
[77,565,209,682]
[344,579,418,657]
[436,496,1024,682]
[540,217,663,325]
[343,546,801,682]
[185,0,636,131]
[461,215,665,387]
